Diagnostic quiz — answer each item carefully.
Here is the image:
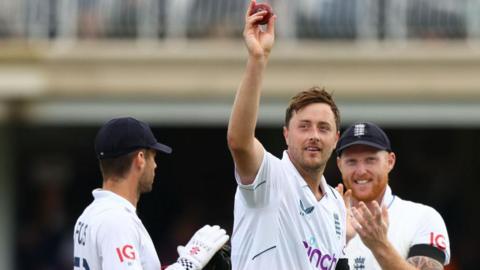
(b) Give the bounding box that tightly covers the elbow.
[227,131,241,152]
[227,131,249,153]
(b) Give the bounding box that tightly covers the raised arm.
[227,0,276,185]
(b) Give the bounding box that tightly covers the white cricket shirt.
[346,186,451,270]
[73,189,161,269]
[232,150,347,270]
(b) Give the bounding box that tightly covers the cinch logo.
[303,241,337,270]
[300,199,314,216]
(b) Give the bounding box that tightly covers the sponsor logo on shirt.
[299,199,315,216]
[116,244,136,264]
[430,232,446,250]
[303,237,338,270]
[353,256,366,270]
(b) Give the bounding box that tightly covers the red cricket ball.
[250,2,274,25]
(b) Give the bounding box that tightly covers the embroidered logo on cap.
[353,124,366,137]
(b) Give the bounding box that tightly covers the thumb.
[335,183,344,194]
[177,245,186,256]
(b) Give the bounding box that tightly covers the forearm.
[227,56,267,151]
[370,241,418,270]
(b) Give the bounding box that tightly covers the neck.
[103,176,139,207]
[290,155,325,200]
[302,171,325,200]
[287,151,325,200]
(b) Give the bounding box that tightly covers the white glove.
[166,225,229,270]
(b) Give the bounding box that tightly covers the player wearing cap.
[336,122,450,270]
[227,2,350,269]
[73,117,229,270]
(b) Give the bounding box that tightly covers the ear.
[283,126,289,146]
[387,151,396,172]
[134,150,146,170]
[334,130,340,148]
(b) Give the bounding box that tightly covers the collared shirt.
[232,150,347,270]
[345,186,451,270]
[73,189,161,269]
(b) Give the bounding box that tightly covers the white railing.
[0,0,479,42]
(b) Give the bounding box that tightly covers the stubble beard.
[138,171,154,194]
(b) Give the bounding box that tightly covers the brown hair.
[285,86,340,130]
[99,149,150,180]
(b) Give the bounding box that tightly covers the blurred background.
[0,0,478,269]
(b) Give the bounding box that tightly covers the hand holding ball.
[250,2,274,25]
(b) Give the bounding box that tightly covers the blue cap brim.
[151,142,172,154]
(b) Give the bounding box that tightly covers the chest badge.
[299,199,314,216]
[334,213,341,239]
[354,256,366,270]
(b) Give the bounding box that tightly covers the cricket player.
[227,1,350,269]
[336,122,451,270]
[73,117,229,270]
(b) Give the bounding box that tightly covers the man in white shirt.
[227,1,350,269]
[336,122,451,270]
[73,117,229,270]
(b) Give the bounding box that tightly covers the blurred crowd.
[0,0,473,40]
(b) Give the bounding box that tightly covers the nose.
[354,163,368,176]
[309,128,320,142]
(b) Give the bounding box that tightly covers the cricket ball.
[250,2,273,25]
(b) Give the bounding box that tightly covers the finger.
[370,201,383,224]
[215,235,230,247]
[177,245,186,255]
[197,224,210,237]
[350,213,363,234]
[382,205,389,227]
[266,14,276,35]
[344,189,352,208]
[246,12,268,26]
[358,202,375,227]
[351,207,366,227]
[335,183,344,194]
[246,0,256,20]
[358,201,373,220]
[211,228,228,242]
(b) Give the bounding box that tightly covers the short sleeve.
[235,150,283,208]
[409,206,450,264]
[96,213,145,269]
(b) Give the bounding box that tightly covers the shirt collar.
[380,185,396,209]
[281,150,330,197]
[92,188,137,213]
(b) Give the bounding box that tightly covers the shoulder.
[79,201,139,232]
[394,197,445,222]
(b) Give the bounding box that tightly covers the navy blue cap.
[336,122,391,156]
[95,117,172,159]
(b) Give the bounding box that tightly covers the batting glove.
[166,225,229,270]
